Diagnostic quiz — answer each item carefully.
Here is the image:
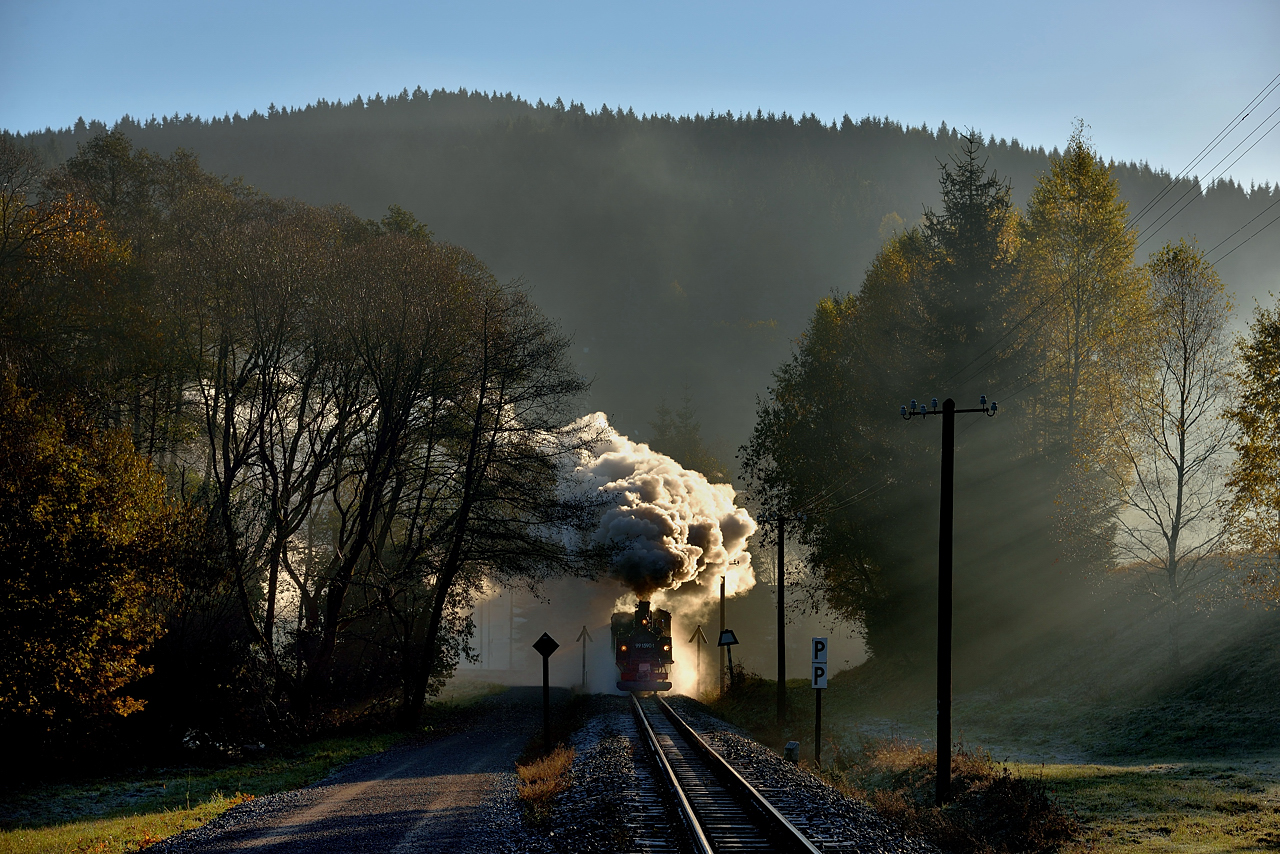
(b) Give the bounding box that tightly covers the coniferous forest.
[18,89,1279,452]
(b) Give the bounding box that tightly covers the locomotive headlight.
[663,644,670,650]
[620,645,627,651]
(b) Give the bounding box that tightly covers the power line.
[940,71,1280,393]
[1212,207,1280,265]
[1128,71,1280,230]
[1136,106,1280,250]
[1204,194,1280,259]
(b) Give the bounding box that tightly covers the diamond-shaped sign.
[533,632,560,657]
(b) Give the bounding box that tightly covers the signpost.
[688,624,708,696]
[533,632,559,751]
[575,625,592,689]
[718,628,740,690]
[811,637,828,767]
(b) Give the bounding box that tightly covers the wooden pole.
[815,687,823,767]
[777,514,786,726]
[936,398,955,806]
[719,576,726,695]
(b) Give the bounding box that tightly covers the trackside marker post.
[533,632,559,751]
[812,637,828,766]
[575,625,592,689]
[718,628,740,690]
[689,624,708,696]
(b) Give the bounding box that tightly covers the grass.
[0,689,499,854]
[515,747,575,827]
[697,602,1280,853]
[0,732,400,853]
[0,792,252,854]
[516,691,595,761]
[816,737,1078,854]
[1025,760,1280,853]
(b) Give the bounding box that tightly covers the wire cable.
[1204,194,1280,259]
[936,70,1280,392]
[1136,106,1280,249]
[1211,207,1280,265]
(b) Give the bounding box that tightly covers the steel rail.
[632,693,715,854]
[654,697,821,854]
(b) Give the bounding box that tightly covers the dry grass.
[515,746,575,826]
[820,737,1080,854]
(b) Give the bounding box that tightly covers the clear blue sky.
[4,0,1278,188]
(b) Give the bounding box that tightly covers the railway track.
[631,694,822,854]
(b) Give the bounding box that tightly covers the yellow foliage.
[0,381,196,728]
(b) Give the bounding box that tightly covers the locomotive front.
[612,601,673,691]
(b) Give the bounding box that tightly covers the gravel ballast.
[540,695,937,854]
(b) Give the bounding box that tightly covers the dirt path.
[162,688,558,853]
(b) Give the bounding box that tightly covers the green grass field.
[1032,760,1280,853]
[0,733,401,853]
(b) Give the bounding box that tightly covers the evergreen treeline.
[0,132,602,760]
[15,88,1278,453]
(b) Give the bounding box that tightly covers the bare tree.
[1109,239,1234,665]
[401,282,604,721]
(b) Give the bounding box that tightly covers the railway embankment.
[534,693,936,854]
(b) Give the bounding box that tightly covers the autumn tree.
[7,132,604,731]
[1225,299,1280,598]
[1109,240,1234,663]
[1018,124,1148,570]
[0,135,146,408]
[400,282,604,721]
[0,382,195,732]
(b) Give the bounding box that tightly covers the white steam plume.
[568,413,756,608]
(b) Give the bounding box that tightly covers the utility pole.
[763,512,804,727]
[719,575,726,695]
[901,395,996,806]
[777,513,786,727]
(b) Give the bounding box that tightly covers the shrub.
[825,738,1079,854]
[0,383,197,733]
[515,746,575,826]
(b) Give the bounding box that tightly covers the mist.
[453,414,862,695]
[18,94,1277,461]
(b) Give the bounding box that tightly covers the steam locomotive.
[612,601,673,692]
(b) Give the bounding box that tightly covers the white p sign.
[811,637,827,663]
[811,661,827,689]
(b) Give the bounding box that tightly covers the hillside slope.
[17,89,1278,453]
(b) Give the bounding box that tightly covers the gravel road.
[154,688,558,854]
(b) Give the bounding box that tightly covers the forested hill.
[17,88,1278,457]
